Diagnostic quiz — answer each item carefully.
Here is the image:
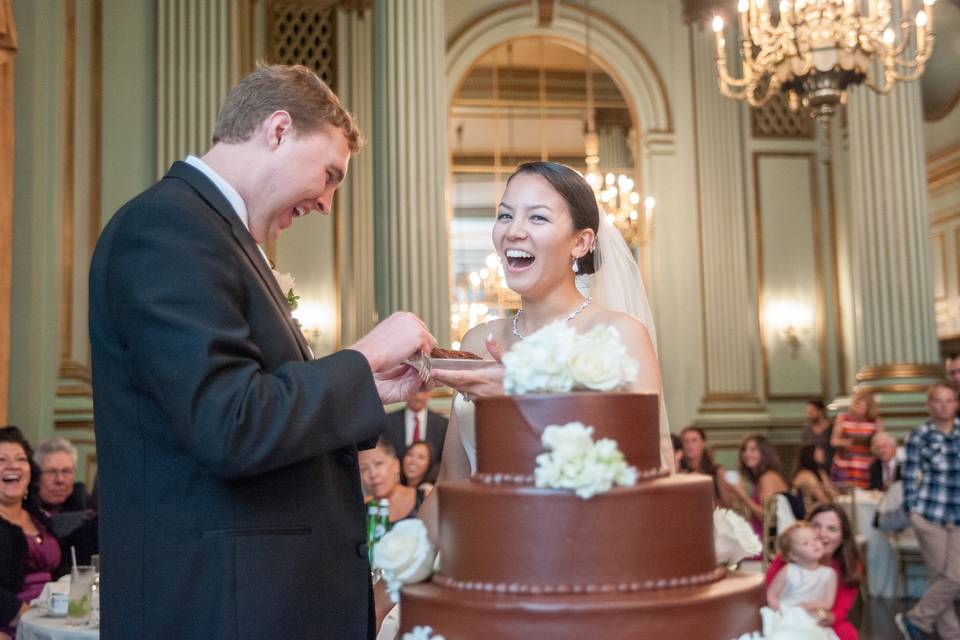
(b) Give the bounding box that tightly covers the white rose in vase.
[566,325,637,391]
[713,508,762,566]
[372,519,436,602]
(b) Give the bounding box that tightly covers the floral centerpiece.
[502,322,638,394]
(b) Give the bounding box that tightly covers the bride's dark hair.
[505,161,600,275]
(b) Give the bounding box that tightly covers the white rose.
[541,423,595,459]
[566,325,634,390]
[373,519,436,601]
[503,322,576,394]
[714,508,762,565]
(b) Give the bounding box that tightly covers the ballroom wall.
[2,0,959,479]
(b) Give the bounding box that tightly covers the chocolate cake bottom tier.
[400,570,764,640]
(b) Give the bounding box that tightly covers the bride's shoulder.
[461,317,511,355]
[587,307,651,339]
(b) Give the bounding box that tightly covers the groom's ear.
[263,110,294,149]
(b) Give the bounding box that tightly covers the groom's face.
[251,124,350,243]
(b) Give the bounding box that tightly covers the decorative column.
[847,79,941,429]
[336,2,376,345]
[689,26,764,420]
[373,0,449,345]
[0,0,16,423]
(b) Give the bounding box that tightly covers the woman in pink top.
[764,503,864,640]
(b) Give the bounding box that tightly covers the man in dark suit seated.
[385,390,448,478]
[868,432,901,491]
[89,64,435,639]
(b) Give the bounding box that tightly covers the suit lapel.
[165,162,314,361]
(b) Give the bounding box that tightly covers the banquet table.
[15,609,98,640]
[836,488,926,599]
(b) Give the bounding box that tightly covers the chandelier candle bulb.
[916,12,926,50]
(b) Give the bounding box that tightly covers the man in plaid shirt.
[896,383,960,640]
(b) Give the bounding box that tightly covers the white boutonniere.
[533,422,637,499]
[271,269,299,312]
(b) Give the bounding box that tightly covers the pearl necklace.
[512,297,592,340]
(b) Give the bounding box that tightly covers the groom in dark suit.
[89,65,434,640]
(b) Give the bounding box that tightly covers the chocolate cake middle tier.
[435,473,719,591]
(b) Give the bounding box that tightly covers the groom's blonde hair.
[213,63,364,152]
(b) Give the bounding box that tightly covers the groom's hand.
[349,311,435,373]
[374,364,433,404]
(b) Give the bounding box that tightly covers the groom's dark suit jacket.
[89,162,385,639]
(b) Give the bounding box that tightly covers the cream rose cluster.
[372,519,437,603]
[502,322,639,394]
[401,626,446,640]
[534,422,638,499]
[713,507,762,566]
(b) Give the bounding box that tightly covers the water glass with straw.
[67,546,95,625]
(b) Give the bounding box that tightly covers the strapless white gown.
[453,392,673,474]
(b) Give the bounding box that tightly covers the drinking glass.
[67,565,96,625]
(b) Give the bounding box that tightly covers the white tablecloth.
[836,489,926,599]
[15,609,98,640]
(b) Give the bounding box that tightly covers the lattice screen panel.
[751,94,814,139]
[269,3,337,89]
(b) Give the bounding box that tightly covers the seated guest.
[679,426,733,506]
[31,438,87,516]
[401,441,435,494]
[0,427,68,638]
[730,435,789,543]
[791,444,838,513]
[867,432,900,491]
[765,503,864,640]
[384,390,448,470]
[359,438,426,524]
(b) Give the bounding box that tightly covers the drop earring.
[571,256,579,273]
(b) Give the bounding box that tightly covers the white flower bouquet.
[502,322,638,394]
[713,508,762,566]
[372,519,437,603]
[534,422,638,499]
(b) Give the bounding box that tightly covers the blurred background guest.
[897,383,960,640]
[401,441,435,494]
[765,503,864,640]
[359,438,427,524]
[0,427,67,638]
[801,399,834,470]
[731,435,789,542]
[384,390,448,471]
[831,389,884,489]
[670,433,683,473]
[946,353,960,391]
[31,438,87,517]
[791,444,838,513]
[679,426,734,505]
[867,432,900,492]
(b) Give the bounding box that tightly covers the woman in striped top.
[830,390,884,490]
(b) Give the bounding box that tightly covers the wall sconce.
[292,299,336,351]
[765,301,813,359]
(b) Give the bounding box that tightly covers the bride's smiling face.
[493,172,591,297]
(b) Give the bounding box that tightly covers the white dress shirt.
[404,408,429,446]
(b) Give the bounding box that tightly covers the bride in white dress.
[420,161,671,543]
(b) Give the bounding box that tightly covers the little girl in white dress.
[764,522,839,640]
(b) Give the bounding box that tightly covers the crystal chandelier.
[711,0,937,122]
[582,2,654,248]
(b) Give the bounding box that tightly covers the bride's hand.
[430,363,504,400]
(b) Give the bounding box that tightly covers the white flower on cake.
[372,519,436,603]
[566,325,639,391]
[534,422,638,499]
[713,508,762,566]
[502,321,639,394]
[401,626,446,640]
[502,322,576,393]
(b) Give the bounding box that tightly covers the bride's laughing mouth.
[504,248,536,272]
